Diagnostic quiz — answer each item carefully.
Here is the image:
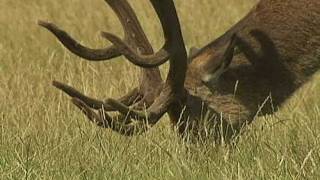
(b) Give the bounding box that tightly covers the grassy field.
[1,0,320,179]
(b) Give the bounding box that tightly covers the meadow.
[1,0,320,179]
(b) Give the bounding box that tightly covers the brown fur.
[179,0,320,141]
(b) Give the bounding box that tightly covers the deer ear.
[201,34,238,86]
[221,34,238,69]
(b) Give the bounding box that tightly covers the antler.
[40,0,188,136]
[39,0,163,111]
[38,0,149,61]
[38,0,169,67]
[96,0,188,132]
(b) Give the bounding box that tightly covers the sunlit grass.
[0,0,320,179]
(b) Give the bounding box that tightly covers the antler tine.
[38,20,120,61]
[52,81,141,110]
[72,98,149,136]
[105,0,153,54]
[102,0,187,75]
[38,0,153,61]
[101,32,170,67]
[99,0,170,68]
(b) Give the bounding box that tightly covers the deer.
[38,0,320,143]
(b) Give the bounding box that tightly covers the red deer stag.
[39,0,320,142]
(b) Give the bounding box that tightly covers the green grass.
[1,0,320,179]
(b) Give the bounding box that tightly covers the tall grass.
[0,0,320,179]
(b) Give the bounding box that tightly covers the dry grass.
[0,0,320,179]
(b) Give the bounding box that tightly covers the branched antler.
[40,0,188,136]
[71,98,150,136]
[39,0,162,111]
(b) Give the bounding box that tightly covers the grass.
[1,0,320,179]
